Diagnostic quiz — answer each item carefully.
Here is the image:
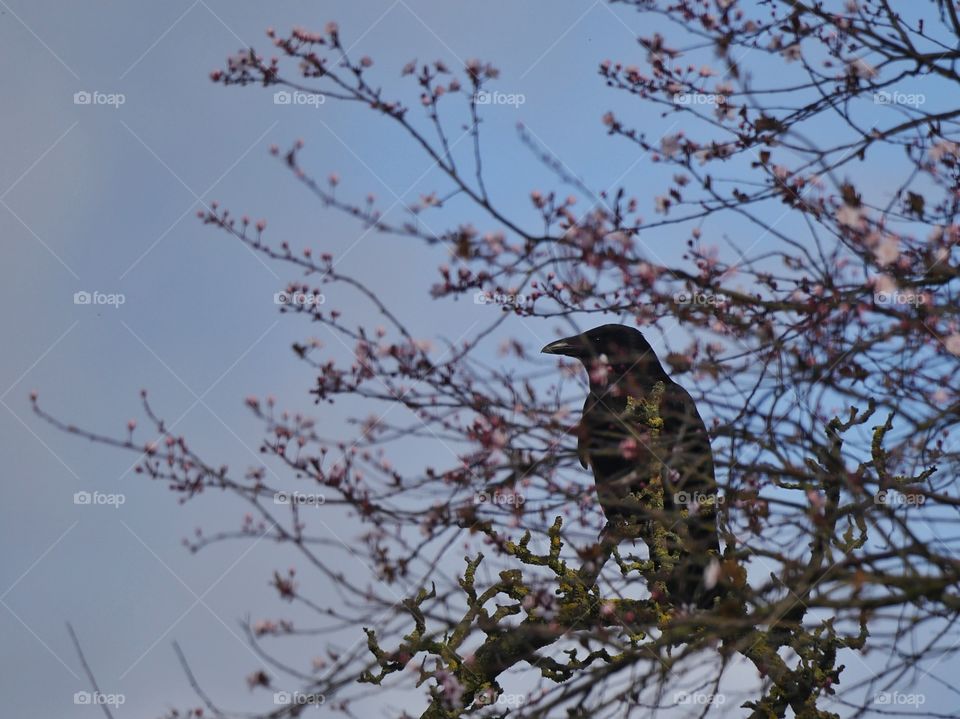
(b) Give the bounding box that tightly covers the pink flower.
[619,437,640,460]
[435,670,464,709]
[588,358,610,385]
[873,274,896,295]
[835,204,864,229]
[849,57,877,78]
[782,44,801,62]
[703,559,722,590]
[874,235,899,266]
[807,489,825,511]
[660,134,682,158]
[930,141,959,163]
[945,334,960,356]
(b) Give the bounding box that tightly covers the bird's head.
[541,324,666,387]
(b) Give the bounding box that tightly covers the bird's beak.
[541,335,585,357]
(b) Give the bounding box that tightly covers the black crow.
[542,324,720,608]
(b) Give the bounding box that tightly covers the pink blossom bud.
[619,437,640,460]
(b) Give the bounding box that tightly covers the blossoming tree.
[37,1,960,716]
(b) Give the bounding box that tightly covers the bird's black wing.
[579,393,635,512]
[660,381,718,506]
[660,380,721,606]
